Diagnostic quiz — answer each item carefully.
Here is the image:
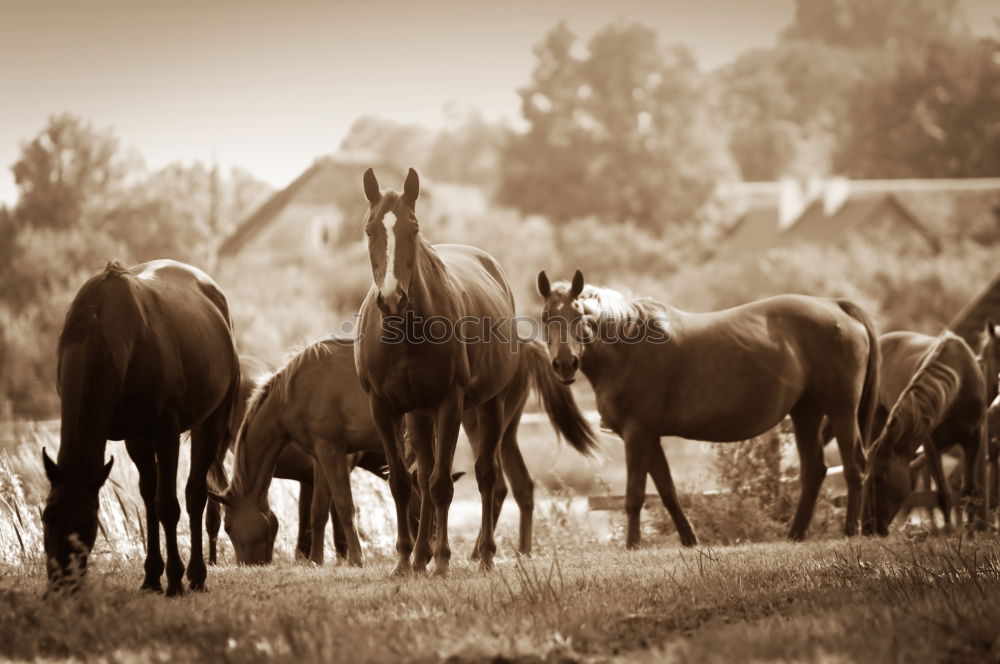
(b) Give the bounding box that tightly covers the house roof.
[777,193,938,251]
[717,205,784,258]
[217,157,403,259]
[947,271,1000,347]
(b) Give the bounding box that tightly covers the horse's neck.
[889,365,960,458]
[580,306,684,388]
[56,339,119,474]
[408,239,459,317]
[230,400,285,504]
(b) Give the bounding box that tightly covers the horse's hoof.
[478,557,494,572]
[625,541,640,551]
[431,562,449,578]
[140,583,163,594]
[188,580,207,592]
[516,550,532,558]
[348,557,364,568]
[390,562,412,578]
[165,585,185,598]
[680,533,699,547]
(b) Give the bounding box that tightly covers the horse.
[356,168,597,576]
[861,331,988,535]
[206,355,380,564]
[212,331,585,566]
[43,260,240,596]
[537,270,879,546]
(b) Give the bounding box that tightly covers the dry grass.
[3,424,1000,663]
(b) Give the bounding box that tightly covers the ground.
[2,534,999,663]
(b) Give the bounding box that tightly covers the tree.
[835,36,1000,178]
[425,104,505,188]
[783,0,966,52]
[338,116,435,171]
[718,41,862,180]
[497,21,737,230]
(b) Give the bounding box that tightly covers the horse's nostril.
[570,356,579,371]
[552,358,560,372]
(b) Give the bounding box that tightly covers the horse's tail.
[520,338,599,456]
[837,300,881,453]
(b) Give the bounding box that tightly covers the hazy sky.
[1,0,997,204]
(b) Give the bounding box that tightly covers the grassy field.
[2,534,1000,662]
[3,422,999,662]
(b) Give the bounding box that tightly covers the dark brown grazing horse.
[43,260,240,596]
[538,271,879,546]
[861,331,988,535]
[356,169,597,576]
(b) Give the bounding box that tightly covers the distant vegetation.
[2,0,999,417]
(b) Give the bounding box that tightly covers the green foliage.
[497,21,738,230]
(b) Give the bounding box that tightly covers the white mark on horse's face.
[380,211,398,295]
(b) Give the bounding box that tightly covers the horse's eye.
[541,310,550,324]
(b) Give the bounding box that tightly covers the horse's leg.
[310,463,333,565]
[959,424,989,532]
[155,433,184,596]
[622,431,651,550]
[472,396,504,572]
[462,411,484,561]
[125,439,163,592]
[314,438,363,567]
[370,397,412,576]
[205,438,230,565]
[408,412,436,572]
[499,414,534,556]
[926,435,953,532]
[430,390,465,577]
[789,401,828,540]
[295,477,314,560]
[186,411,226,592]
[647,440,698,547]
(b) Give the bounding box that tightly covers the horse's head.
[40,448,113,592]
[212,490,279,565]
[362,167,421,316]
[537,270,592,385]
[860,429,910,536]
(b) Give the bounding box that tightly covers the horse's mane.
[576,284,672,331]
[875,333,964,459]
[229,338,338,496]
[56,261,139,463]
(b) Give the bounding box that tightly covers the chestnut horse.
[537,271,879,546]
[861,331,988,535]
[356,169,597,576]
[43,260,239,596]
[205,354,378,564]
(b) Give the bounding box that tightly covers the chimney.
[823,177,851,216]
[779,177,805,229]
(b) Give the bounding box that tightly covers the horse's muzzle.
[377,288,408,316]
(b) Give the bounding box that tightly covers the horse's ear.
[451,471,466,483]
[363,168,381,205]
[570,270,585,298]
[95,457,114,489]
[42,448,61,484]
[403,168,420,207]
[208,490,232,507]
[989,320,998,338]
[537,271,551,299]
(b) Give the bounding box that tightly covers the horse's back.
[123,260,239,435]
[879,331,937,407]
[283,339,380,452]
[435,244,515,315]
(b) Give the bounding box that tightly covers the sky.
[0,0,997,204]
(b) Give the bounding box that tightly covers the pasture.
[2,424,999,662]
